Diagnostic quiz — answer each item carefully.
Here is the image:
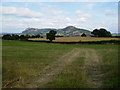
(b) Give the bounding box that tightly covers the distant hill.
[1,32,20,35]
[112,33,120,37]
[22,26,93,37]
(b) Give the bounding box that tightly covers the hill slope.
[22,26,92,37]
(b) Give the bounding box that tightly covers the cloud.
[2,15,117,33]
[76,10,83,15]
[2,15,77,32]
[1,3,117,33]
[105,10,116,16]
[85,3,94,9]
[76,10,91,18]
[75,10,91,22]
[42,6,66,15]
[0,6,43,18]
[77,17,87,22]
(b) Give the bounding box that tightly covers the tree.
[46,30,57,42]
[41,36,43,38]
[91,29,100,37]
[2,34,12,40]
[81,33,86,37]
[11,34,19,40]
[2,34,30,40]
[99,28,112,37]
[35,35,41,38]
[19,35,28,40]
[91,28,112,37]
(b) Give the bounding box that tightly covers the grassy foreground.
[2,40,119,88]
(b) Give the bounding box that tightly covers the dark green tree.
[46,30,57,42]
[91,28,112,37]
[35,35,41,38]
[11,34,19,40]
[41,36,43,38]
[91,29,100,37]
[99,28,112,37]
[2,34,12,40]
[19,35,28,40]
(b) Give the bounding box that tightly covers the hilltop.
[22,26,92,37]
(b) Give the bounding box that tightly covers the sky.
[0,1,119,33]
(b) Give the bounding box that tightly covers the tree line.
[2,34,43,40]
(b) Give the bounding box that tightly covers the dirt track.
[23,48,81,88]
[84,49,102,88]
[18,48,103,88]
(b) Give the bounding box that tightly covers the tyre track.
[11,48,102,88]
[84,49,102,88]
[23,48,81,88]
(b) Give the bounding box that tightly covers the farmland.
[28,37,119,42]
[2,40,119,88]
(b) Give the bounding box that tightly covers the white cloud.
[76,10,83,15]
[2,15,117,33]
[42,6,66,15]
[65,17,71,22]
[2,15,76,32]
[105,10,116,15]
[75,10,91,22]
[77,17,87,22]
[76,10,91,18]
[1,5,117,33]
[85,3,94,9]
[0,6,43,18]
[52,16,71,23]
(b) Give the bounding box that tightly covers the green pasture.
[2,40,119,88]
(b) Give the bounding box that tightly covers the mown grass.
[45,56,91,88]
[45,49,119,88]
[99,49,119,88]
[2,40,119,88]
[2,40,72,88]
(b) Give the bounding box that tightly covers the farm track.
[11,48,103,88]
[23,48,81,88]
[84,49,103,88]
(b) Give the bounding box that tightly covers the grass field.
[28,37,119,42]
[2,40,119,88]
